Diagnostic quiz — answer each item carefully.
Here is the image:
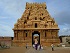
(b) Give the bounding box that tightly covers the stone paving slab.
[0,47,70,53]
[25,47,48,53]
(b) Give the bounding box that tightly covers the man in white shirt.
[51,43,54,51]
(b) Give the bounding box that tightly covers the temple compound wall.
[0,37,12,46]
[12,2,60,46]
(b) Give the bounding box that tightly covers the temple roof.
[13,2,59,30]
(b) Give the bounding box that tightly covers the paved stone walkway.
[0,46,70,53]
[25,47,47,53]
[25,47,70,53]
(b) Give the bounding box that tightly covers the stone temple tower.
[12,2,60,46]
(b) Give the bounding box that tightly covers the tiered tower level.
[13,2,60,46]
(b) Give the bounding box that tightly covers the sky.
[0,0,70,37]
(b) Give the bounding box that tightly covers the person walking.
[39,44,41,50]
[35,44,38,50]
[51,43,54,51]
[26,43,28,49]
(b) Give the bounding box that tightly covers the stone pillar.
[40,30,43,44]
[39,30,41,44]
[23,31,26,40]
[45,30,47,39]
[20,31,23,40]
[17,31,18,40]
[43,30,45,39]
[14,31,16,40]
[47,30,51,39]
[29,30,32,46]
[17,31,20,40]
[28,30,31,39]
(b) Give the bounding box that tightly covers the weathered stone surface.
[13,2,60,46]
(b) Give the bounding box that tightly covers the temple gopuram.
[12,2,60,46]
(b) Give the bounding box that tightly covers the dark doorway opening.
[35,23,37,28]
[32,31,40,45]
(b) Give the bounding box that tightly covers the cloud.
[46,0,70,35]
[54,11,70,25]
[0,0,24,19]
[0,0,33,37]
[0,0,70,36]
[0,24,14,37]
[0,0,34,18]
[59,24,70,35]
[59,28,70,35]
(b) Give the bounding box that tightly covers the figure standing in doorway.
[34,37,38,50]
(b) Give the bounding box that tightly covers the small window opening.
[35,23,37,28]
[45,7,46,9]
[42,13,43,15]
[26,33,27,37]
[27,16,29,20]
[35,17,37,20]
[40,17,43,20]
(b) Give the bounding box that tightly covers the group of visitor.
[25,43,54,51]
[25,43,43,50]
[33,44,43,50]
[25,37,54,51]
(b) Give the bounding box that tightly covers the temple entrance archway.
[32,31,40,45]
